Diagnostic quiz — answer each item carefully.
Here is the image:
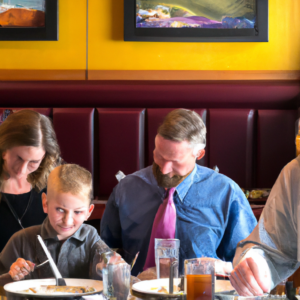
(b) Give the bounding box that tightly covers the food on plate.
[158,286,168,294]
[152,285,182,294]
[20,285,96,294]
[249,189,271,199]
[29,288,37,294]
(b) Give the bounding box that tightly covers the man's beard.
[152,162,188,188]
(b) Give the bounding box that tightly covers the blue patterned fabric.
[101,165,257,275]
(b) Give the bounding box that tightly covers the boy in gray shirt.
[0,164,122,285]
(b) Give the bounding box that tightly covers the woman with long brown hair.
[0,110,61,252]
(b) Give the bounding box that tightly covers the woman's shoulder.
[32,186,47,196]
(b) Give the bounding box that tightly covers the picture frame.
[0,0,58,41]
[124,0,268,42]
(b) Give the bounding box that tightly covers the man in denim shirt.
[101,109,257,275]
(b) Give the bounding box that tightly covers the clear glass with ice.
[92,250,130,300]
[103,262,131,300]
[155,238,180,279]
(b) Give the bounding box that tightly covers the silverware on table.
[169,260,178,294]
[37,235,66,286]
[35,259,49,270]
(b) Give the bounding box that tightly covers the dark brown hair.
[0,110,61,193]
[158,109,206,154]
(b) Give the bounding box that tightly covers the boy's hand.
[108,252,124,265]
[9,258,35,281]
[96,251,124,274]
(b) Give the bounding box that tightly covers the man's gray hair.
[157,109,206,156]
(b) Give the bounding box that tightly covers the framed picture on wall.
[0,0,58,41]
[124,0,268,42]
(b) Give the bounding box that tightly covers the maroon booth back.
[0,106,298,198]
[96,108,145,197]
[0,80,299,199]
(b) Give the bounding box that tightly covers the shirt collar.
[41,216,88,242]
[176,165,198,202]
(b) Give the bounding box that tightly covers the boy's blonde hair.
[50,164,93,204]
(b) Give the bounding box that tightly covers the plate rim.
[4,277,103,298]
[132,278,182,296]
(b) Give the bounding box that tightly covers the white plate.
[132,278,182,296]
[132,278,234,296]
[4,278,103,298]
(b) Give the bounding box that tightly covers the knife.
[37,235,66,286]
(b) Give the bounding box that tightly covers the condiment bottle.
[296,130,300,157]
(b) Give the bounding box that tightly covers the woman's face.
[2,146,46,180]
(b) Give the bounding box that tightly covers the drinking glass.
[103,262,131,300]
[92,250,130,300]
[270,279,287,298]
[184,258,215,300]
[155,238,180,279]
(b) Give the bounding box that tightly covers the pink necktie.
[143,187,176,270]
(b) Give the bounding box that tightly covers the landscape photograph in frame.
[136,0,256,29]
[0,0,45,27]
[0,0,58,40]
[124,0,268,42]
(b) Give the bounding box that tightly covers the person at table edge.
[229,156,300,296]
[101,108,257,275]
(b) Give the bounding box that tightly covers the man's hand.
[9,258,35,281]
[230,255,271,296]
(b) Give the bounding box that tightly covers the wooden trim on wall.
[0,70,86,81]
[0,70,299,81]
[88,70,300,81]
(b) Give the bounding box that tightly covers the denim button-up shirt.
[0,217,112,283]
[101,164,257,275]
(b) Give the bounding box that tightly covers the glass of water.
[155,238,180,279]
[103,262,131,300]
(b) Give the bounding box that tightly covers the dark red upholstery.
[0,81,299,217]
[146,109,207,167]
[0,81,299,109]
[256,110,298,188]
[96,108,145,197]
[251,206,264,221]
[53,108,94,175]
[208,109,256,189]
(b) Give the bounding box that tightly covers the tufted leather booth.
[1,107,298,195]
[0,80,299,221]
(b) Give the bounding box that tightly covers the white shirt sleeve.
[233,157,300,289]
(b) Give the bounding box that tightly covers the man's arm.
[230,225,300,296]
[217,186,257,262]
[100,186,123,249]
[231,159,300,296]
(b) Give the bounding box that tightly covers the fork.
[35,259,49,270]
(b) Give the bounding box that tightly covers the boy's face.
[42,191,94,241]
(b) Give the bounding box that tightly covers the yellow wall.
[89,0,300,71]
[0,0,299,77]
[0,0,87,71]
